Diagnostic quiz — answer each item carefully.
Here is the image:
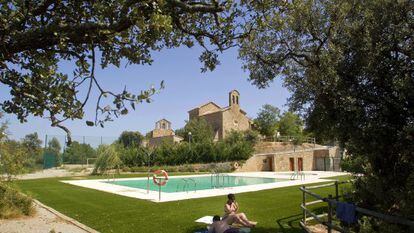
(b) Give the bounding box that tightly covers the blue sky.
[1,46,290,141]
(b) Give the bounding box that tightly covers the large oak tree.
[0,0,244,144]
[239,0,414,230]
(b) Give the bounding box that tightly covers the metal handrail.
[300,181,414,233]
[290,171,306,180]
[211,172,230,188]
[187,178,197,192]
[182,178,189,192]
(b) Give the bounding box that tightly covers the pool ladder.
[176,178,197,193]
[290,171,306,180]
[211,173,230,188]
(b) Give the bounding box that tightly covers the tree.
[0,112,7,142]
[179,118,214,143]
[0,1,245,144]
[0,116,27,180]
[0,140,27,181]
[62,141,96,164]
[277,112,303,137]
[46,137,62,165]
[93,145,122,175]
[117,131,144,148]
[254,104,280,137]
[239,0,414,230]
[47,138,61,155]
[22,133,43,164]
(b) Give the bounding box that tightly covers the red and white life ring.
[153,170,169,186]
[233,162,240,169]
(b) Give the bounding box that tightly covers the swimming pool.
[105,175,290,193]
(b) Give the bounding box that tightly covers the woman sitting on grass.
[223,193,256,228]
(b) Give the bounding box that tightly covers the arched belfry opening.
[229,90,240,107]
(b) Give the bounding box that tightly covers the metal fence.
[44,135,118,151]
[300,181,414,233]
[260,135,316,145]
[42,135,118,168]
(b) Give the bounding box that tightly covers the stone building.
[188,90,252,141]
[237,142,343,172]
[148,119,183,147]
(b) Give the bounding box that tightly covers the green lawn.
[15,174,350,233]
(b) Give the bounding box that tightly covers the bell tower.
[229,90,240,108]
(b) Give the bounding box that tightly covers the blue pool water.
[105,175,289,193]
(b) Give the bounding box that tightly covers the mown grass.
[15,174,351,233]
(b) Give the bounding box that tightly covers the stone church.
[148,119,183,147]
[188,90,252,141]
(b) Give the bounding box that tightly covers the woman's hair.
[213,215,221,222]
[227,193,235,200]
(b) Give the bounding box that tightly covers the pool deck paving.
[62,171,348,202]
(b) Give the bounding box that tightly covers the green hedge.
[93,131,256,174]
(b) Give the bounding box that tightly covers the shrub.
[93,145,122,175]
[0,182,34,219]
[0,141,27,181]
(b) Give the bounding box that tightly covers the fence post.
[335,181,339,201]
[327,194,333,233]
[302,185,307,225]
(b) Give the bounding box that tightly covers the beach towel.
[336,202,357,224]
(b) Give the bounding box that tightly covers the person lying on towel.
[208,215,239,233]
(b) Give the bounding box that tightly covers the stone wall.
[188,109,199,120]
[237,155,273,172]
[254,142,316,154]
[222,107,251,139]
[238,151,315,172]
[198,102,221,116]
[151,128,174,138]
[273,151,315,171]
[198,111,223,141]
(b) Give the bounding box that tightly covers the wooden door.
[289,157,295,171]
[268,156,273,171]
[298,158,303,171]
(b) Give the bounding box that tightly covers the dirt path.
[15,167,92,180]
[0,201,98,233]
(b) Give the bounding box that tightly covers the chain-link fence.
[43,135,118,168]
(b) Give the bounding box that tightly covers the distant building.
[188,90,252,141]
[148,119,183,147]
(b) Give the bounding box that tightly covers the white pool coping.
[61,171,348,203]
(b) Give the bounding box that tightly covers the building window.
[232,95,235,104]
[236,96,239,104]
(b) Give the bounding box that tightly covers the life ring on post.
[233,162,240,170]
[153,170,169,186]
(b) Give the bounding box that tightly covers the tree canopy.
[0,1,245,144]
[117,131,144,148]
[176,118,214,143]
[254,104,280,137]
[277,112,303,138]
[22,132,43,164]
[239,0,414,228]
[62,141,96,164]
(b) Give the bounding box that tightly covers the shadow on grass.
[275,214,303,233]
[186,226,282,233]
[186,214,303,233]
